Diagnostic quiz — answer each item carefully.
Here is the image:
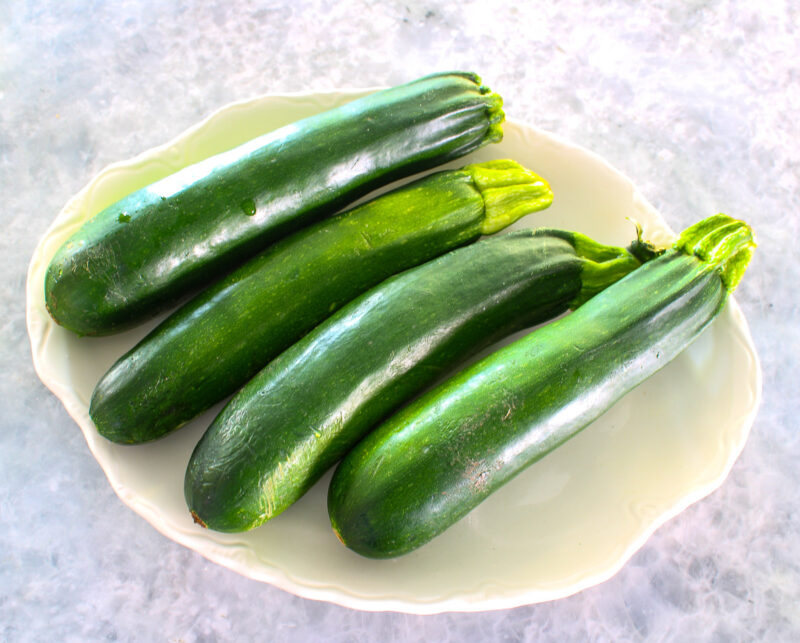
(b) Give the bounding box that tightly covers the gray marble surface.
[2,1,799,641]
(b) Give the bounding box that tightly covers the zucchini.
[90,160,552,444]
[45,72,504,336]
[328,214,755,558]
[185,227,654,532]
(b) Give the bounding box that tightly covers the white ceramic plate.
[26,88,761,613]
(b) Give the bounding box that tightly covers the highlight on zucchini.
[185,226,657,532]
[90,160,552,445]
[45,72,505,336]
[327,214,755,559]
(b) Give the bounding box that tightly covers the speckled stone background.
[2,1,799,641]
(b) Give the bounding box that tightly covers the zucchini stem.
[530,227,659,309]
[569,231,647,308]
[482,91,505,143]
[464,160,554,234]
[675,214,756,292]
[574,253,643,308]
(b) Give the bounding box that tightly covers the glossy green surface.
[45,71,504,335]
[90,161,551,445]
[327,215,755,559]
[185,228,647,532]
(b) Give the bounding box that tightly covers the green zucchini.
[90,160,552,444]
[45,72,504,336]
[185,227,655,532]
[328,214,755,558]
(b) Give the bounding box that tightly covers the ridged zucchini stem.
[573,254,643,308]
[675,213,756,293]
[470,72,505,137]
[479,87,505,143]
[543,228,656,309]
[464,160,554,234]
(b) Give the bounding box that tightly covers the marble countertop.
[2,1,798,640]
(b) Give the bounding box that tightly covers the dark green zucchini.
[90,160,552,444]
[185,227,655,532]
[45,72,504,336]
[328,214,755,558]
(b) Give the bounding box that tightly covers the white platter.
[26,88,761,613]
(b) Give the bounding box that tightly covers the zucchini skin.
[327,215,755,558]
[45,72,504,336]
[185,228,648,532]
[90,161,552,445]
